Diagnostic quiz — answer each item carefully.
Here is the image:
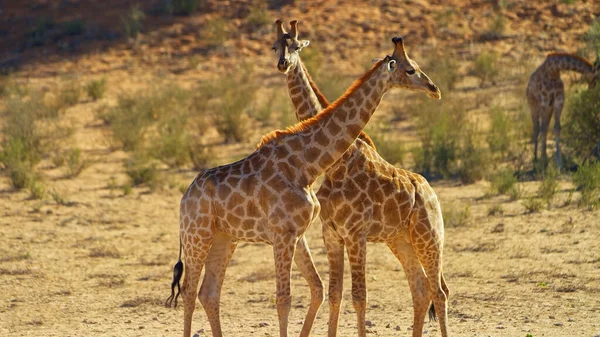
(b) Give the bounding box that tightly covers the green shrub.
[58,80,81,108]
[103,94,154,150]
[489,169,518,196]
[538,166,559,209]
[583,19,600,55]
[480,14,505,40]
[158,0,203,15]
[444,204,470,228]
[65,148,88,178]
[124,154,160,190]
[201,17,229,48]
[63,20,85,36]
[245,5,270,32]
[473,51,499,87]
[457,126,488,184]
[122,4,145,39]
[487,204,504,216]
[486,106,512,159]
[572,162,600,208]
[26,17,55,47]
[86,78,106,100]
[424,51,460,93]
[28,179,46,200]
[523,198,543,213]
[563,85,600,161]
[367,127,405,166]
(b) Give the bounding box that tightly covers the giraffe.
[166,33,440,337]
[273,20,448,337]
[526,52,600,169]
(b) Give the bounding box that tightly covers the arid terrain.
[1,1,600,337]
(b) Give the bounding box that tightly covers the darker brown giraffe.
[273,20,448,337]
[527,52,600,169]
[167,34,440,337]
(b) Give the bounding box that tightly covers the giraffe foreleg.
[272,226,300,337]
[322,221,345,337]
[346,234,368,337]
[198,232,237,337]
[294,235,324,337]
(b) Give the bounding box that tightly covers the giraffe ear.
[297,39,310,50]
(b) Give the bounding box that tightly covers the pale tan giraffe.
[273,20,448,337]
[526,52,600,169]
[166,34,441,337]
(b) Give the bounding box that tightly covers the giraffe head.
[273,19,310,73]
[383,37,441,99]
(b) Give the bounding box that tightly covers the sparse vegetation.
[86,78,106,101]
[488,169,518,196]
[65,147,88,178]
[538,166,559,209]
[523,198,543,213]
[473,51,499,87]
[201,17,229,48]
[122,4,145,39]
[563,85,600,162]
[124,154,160,190]
[367,127,405,166]
[444,204,471,228]
[571,162,600,208]
[488,204,504,216]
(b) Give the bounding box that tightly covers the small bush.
[65,148,88,178]
[26,17,55,47]
[158,0,203,15]
[103,94,155,151]
[124,154,160,190]
[487,204,504,216]
[424,51,460,93]
[245,6,270,32]
[367,127,405,166]
[480,14,505,41]
[28,179,46,200]
[522,198,543,213]
[457,127,488,184]
[201,17,229,48]
[63,20,85,36]
[86,78,106,100]
[572,162,600,208]
[57,80,81,108]
[473,51,499,87]
[563,85,600,162]
[486,106,512,159]
[489,169,518,196]
[583,19,600,56]
[444,205,470,228]
[122,4,145,39]
[538,166,559,209]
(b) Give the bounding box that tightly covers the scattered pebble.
[549,315,555,319]
[152,317,158,321]
[386,323,391,328]
[568,317,574,322]
[258,322,269,328]
[496,326,505,329]
[395,325,401,331]
[365,320,374,327]
[554,322,563,327]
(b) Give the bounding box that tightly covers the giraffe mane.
[257,59,386,148]
[546,52,593,68]
[301,62,377,150]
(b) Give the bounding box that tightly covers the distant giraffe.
[166,34,441,337]
[273,20,448,337]
[526,52,600,169]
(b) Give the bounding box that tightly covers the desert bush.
[423,51,460,93]
[473,50,499,87]
[86,78,106,100]
[65,147,88,178]
[538,166,559,209]
[103,94,155,151]
[571,162,600,208]
[457,126,489,183]
[488,169,518,196]
[28,179,46,200]
[156,0,203,15]
[480,14,505,41]
[57,80,82,108]
[124,154,160,190]
[26,17,55,47]
[201,17,229,48]
[486,106,512,160]
[563,85,600,162]
[122,4,145,39]
[245,5,270,32]
[63,20,85,36]
[208,65,258,143]
[522,197,543,213]
[487,204,504,216]
[444,204,470,228]
[583,19,600,56]
[367,128,405,166]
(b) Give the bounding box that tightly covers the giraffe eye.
[406,69,416,75]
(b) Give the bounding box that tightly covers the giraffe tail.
[165,237,184,308]
[428,303,437,322]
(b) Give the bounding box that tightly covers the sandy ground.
[2,1,600,336]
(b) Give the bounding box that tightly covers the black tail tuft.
[165,260,184,308]
[428,303,437,322]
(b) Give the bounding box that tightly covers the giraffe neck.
[296,60,389,182]
[285,60,328,120]
[543,53,594,75]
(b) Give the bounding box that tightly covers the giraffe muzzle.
[277,58,290,73]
